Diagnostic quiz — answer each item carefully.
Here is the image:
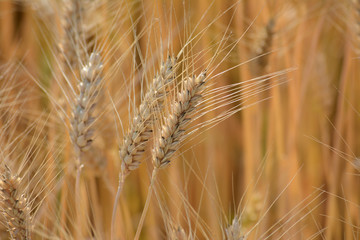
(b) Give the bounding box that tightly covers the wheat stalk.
[0,166,32,240]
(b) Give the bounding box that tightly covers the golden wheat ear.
[0,165,32,240]
[133,71,207,240]
[120,55,177,176]
[153,71,206,169]
[112,55,177,239]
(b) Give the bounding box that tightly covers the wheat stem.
[111,172,125,240]
[134,168,158,240]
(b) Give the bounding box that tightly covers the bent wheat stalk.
[134,71,207,240]
[111,56,177,240]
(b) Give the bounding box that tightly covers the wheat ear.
[59,0,85,71]
[153,71,206,168]
[70,52,103,161]
[111,56,177,240]
[0,166,32,240]
[250,18,275,74]
[134,71,207,240]
[70,52,103,239]
[119,55,177,176]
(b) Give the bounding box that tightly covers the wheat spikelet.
[70,52,103,160]
[153,71,206,169]
[0,166,32,240]
[120,55,177,175]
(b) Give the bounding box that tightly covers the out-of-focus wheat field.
[0,0,359,239]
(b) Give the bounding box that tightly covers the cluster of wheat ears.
[0,0,360,239]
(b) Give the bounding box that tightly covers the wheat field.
[0,0,359,239]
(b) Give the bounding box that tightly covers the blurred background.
[0,0,359,239]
